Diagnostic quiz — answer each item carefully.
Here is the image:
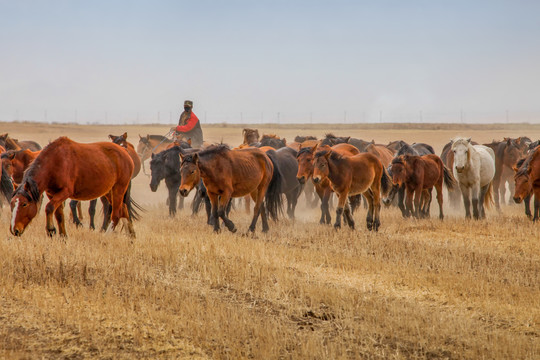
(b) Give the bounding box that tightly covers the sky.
[1,0,540,124]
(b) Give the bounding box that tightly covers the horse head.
[389,156,407,186]
[10,178,41,236]
[312,149,335,184]
[512,158,531,204]
[179,152,200,196]
[451,137,472,174]
[296,144,319,184]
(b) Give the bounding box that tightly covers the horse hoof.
[334,224,341,230]
[229,227,237,233]
[47,228,57,237]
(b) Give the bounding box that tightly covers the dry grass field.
[1,122,539,359]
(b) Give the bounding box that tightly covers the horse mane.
[451,137,472,148]
[261,134,280,140]
[314,149,343,163]
[297,147,314,156]
[324,133,337,139]
[198,144,230,157]
[294,135,317,142]
[396,143,415,156]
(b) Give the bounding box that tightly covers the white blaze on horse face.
[11,198,20,233]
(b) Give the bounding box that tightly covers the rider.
[173,100,204,148]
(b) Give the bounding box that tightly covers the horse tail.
[123,181,144,221]
[442,166,456,190]
[483,182,494,210]
[380,166,391,196]
[264,150,284,221]
[1,165,13,203]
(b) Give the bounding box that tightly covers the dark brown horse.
[312,149,391,231]
[296,143,360,224]
[137,134,174,174]
[0,133,41,151]
[512,156,534,218]
[10,137,138,237]
[179,145,283,233]
[258,134,287,149]
[386,154,455,219]
[483,137,529,208]
[242,128,260,145]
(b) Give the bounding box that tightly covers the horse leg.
[492,174,501,210]
[218,193,236,233]
[412,185,422,218]
[435,184,444,220]
[525,194,532,218]
[89,199,97,230]
[398,185,407,217]
[364,190,375,231]
[53,202,67,237]
[471,183,481,220]
[404,187,414,218]
[533,192,540,222]
[249,190,265,233]
[178,192,184,210]
[423,189,432,218]
[244,195,251,213]
[460,184,472,219]
[207,192,220,232]
[44,191,70,237]
[167,183,178,217]
[101,197,112,231]
[333,192,349,230]
[69,200,83,227]
[343,203,355,229]
[478,184,490,219]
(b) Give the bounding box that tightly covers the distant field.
[0,122,539,359]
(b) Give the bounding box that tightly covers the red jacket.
[176,112,199,133]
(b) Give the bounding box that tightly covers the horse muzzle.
[455,166,465,173]
[179,188,190,197]
[11,227,23,237]
[297,176,306,185]
[513,196,523,204]
[312,176,321,184]
[150,183,158,192]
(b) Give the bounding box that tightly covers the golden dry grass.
[0,122,539,359]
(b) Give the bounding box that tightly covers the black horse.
[149,143,192,217]
[384,141,435,216]
[268,147,304,219]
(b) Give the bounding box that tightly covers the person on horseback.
[173,100,204,148]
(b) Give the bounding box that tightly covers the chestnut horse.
[312,149,391,231]
[179,145,283,233]
[1,149,41,184]
[10,137,138,237]
[296,143,360,224]
[523,146,540,221]
[386,154,455,219]
[137,134,174,174]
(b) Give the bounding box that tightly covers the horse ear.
[122,132,128,140]
[187,138,192,146]
[345,137,351,142]
[151,153,155,159]
[242,129,246,136]
[108,135,115,140]
[146,135,150,140]
[324,151,331,159]
[283,138,287,145]
[506,138,512,146]
[139,134,142,140]
[192,153,199,165]
[311,144,318,153]
[371,139,375,144]
[466,138,471,143]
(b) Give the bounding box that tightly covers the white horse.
[451,137,496,219]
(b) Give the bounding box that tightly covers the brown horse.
[0,133,41,151]
[525,146,540,221]
[242,128,260,145]
[259,134,287,149]
[109,133,142,179]
[483,137,529,208]
[1,149,41,184]
[137,134,174,174]
[512,156,534,218]
[296,143,360,224]
[365,144,394,167]
[312,149,391,231]
[179,145,282,233]
[10,137,138,237]
[387,154,455,219]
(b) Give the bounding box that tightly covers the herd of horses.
[1,129,539,238]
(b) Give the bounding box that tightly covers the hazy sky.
[1,0,540,123]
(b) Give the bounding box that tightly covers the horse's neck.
[327,156,348,186]
[7,138,21,150]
